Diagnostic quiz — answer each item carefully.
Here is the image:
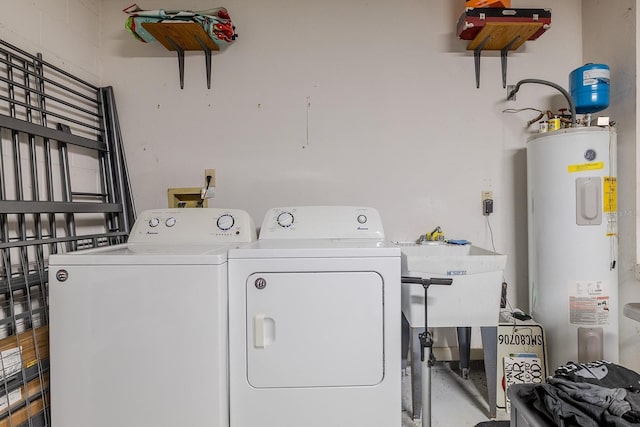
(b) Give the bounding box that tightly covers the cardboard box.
[0,327,49,426]
[0,395,46,427]
[0,374,49,420]
[0,326,49,380]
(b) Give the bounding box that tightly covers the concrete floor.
[401,361,510,427]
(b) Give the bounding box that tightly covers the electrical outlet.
[482,191,493,216]
[204,169,216,187]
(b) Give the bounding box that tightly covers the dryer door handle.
[253,314,276,348]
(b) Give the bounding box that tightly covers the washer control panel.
[259,206,384,240]
[129,208,256,244]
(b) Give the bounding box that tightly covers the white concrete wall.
[102,0,582,316]
[0,0,101,83]
[0,0,104,188]
[5,1,639,364]
[582,0,639,373]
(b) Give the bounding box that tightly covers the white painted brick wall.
[0,0,102,82]
[0,1,108,249]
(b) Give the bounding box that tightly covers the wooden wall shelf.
[142,22,221,89]
[467,22,543,51]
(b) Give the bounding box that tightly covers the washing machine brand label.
[567,161,604,173]
[254,278,266,289]
[56,269,68,282]
[447,270,467,276]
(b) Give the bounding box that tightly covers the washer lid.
[228,239,400,259]
[48,242,243,265]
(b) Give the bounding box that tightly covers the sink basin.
[400,243,506,275]
[624,303,640,322]
[397,243,507,328]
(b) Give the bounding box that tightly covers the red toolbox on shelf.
[457,7,551,42]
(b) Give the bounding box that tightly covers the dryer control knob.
[148,217,160,228]
[165,217,177,227]
[217,214,235,231]
[357,214,367,224]
[277,211,294,228]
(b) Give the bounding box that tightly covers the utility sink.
[624,303,640,322]
[398,243,507,328]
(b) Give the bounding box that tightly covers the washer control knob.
[277,212,295,228]
[217,214,235,231]
[148,217,160,228]
[357,214,367,224]
[165,217,177,227]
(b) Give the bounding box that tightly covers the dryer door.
[246,271,384,388]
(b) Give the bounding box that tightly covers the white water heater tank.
[527,127,618,371]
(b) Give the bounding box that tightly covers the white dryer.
[49,208,256,427]
[228,206,401,427]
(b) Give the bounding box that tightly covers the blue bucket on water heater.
[569,63,610,114]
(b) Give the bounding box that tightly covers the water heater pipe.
[507,79,577,126]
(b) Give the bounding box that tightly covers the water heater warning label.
[604,177,617,213]
[569,280,610,325]
[567,162,604,173]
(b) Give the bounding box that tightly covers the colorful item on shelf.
[465,0,511,8]
[123,4,237,48]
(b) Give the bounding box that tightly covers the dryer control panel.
[129,208,256,244]
[259,206,385,239]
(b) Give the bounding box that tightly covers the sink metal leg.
[481,326,498,418]
[410,325,498,419]
[402,314,410,371]
[457,326,472,379]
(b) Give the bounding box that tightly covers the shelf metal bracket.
[473,35,491,89]
[500,36,521,89]
[161,34,213,90]
[141,22,222,90]
[194,36,213,89]
[164,36,186,89]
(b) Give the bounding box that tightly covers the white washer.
[49,208,256,427]
[228,206,401,427]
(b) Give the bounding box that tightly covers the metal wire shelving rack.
[0,39,135,426]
